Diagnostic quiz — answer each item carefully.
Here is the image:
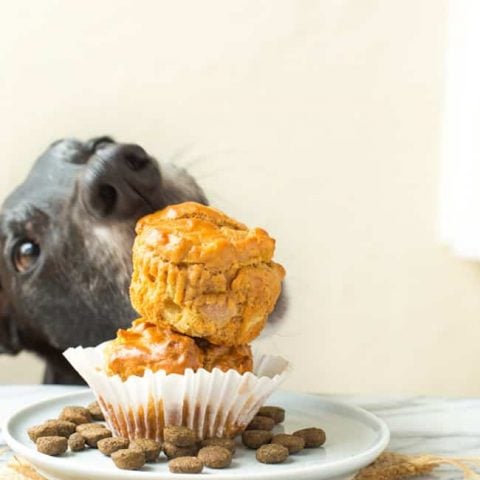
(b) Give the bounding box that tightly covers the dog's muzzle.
[80,143,164,221]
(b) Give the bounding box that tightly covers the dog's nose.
[81,143,163,220]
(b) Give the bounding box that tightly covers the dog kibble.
[293,427,326,448]
[76,422,105,433]
[111,448,146,470]
[258,406,285,424]
[25,401,328,474]
[87,401,104,421]
[68,433,86,451]
[163,442,199,459]
[168,456,204,474]
[271,433,305,454]
[246,415,275,431]
[46,419,77,438]
[36,436,68,456]
[28,420,76,442]
[130,438,162,462]
[163,426,197,447]
[200,437,236,454]
[256,443,289,464]
[81,427,112,447]
[241,430,273,449]
[59,406,92,425]
[98,437,129,456]
[198,446,232,469]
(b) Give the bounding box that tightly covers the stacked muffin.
[107,201,285,377]
[64,202,288,441]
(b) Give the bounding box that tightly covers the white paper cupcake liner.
[63,343,289,441]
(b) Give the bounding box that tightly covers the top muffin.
[130,202,285,345]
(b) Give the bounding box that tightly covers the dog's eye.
[12,240,40,273]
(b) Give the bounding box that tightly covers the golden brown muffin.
[104,319,204,380]
[199,341,253,374]
[104,320,252,379]
[129,202,285,345]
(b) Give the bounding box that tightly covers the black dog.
[0,137,209,384]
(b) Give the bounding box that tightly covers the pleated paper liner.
[63,343,289,441]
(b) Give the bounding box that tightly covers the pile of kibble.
[27,402,326,473]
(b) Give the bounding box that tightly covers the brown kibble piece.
[98,437,129,456]
[271,433,305,454]
[200,437,236,454]
[28,420,76,441]
[130,438,162,462]
[81,427,112,447]
[87,401,104,421]
[44,420,76,438]
[168,456,203,474]
[293,427,326,448]
[163,442,199,459]
[164,426,197,447]
[258,406,285,424]
[242,430,273,449]
[36,436,68,456]
[59,406,92,425]
[76,422,106,433]
[198,446,232,469]
[246,415,275,431]
[68,433,86,451]
[256,443,289,464]
[111,448,146,470]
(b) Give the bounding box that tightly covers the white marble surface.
[0,386,478,479]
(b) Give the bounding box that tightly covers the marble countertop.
[1,386,478,479]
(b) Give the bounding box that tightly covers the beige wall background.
[1,0,473,395]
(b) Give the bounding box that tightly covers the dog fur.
[0,137,208,384]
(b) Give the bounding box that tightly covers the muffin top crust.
[134,202,280,270]
[104,319,253,379]
[104,319,204,379]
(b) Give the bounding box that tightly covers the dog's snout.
[81,143,162,220]
[123,145,150,172]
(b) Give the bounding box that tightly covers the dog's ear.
[0,280,21,354]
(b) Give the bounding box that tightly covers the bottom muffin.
[103,319,253,380]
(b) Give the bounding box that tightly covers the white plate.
[3,389,389,480]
